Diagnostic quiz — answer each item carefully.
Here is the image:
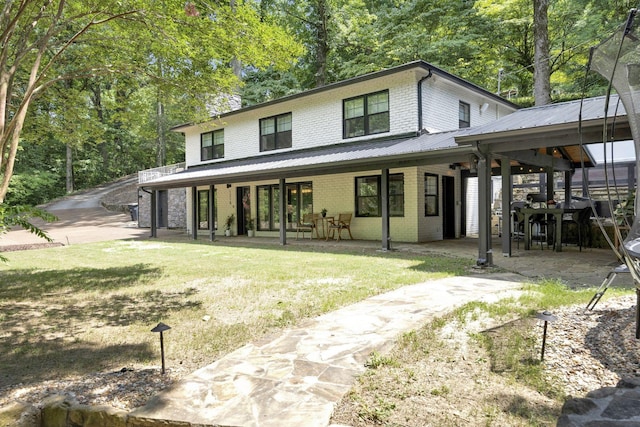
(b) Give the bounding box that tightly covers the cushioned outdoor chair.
[296,213,319,239]
[326,213,353,241]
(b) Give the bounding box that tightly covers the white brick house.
[140,61,519,248]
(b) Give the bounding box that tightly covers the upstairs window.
[201,129,224,161]
[344,90,389,138]
[260,113,292,151]
[459,101,470,128]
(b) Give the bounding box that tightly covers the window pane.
[389,174,404,217]
[424,174,439,216]
[257,186,270,231]
[277,114,292,132]
[261,134,276,151]
[345,98,364,119]
[277,130,292,148]
[261,118,275,135]
[301,183,313,216]
[213,144,224,158]
[345,117,365,137]
[201,146,213,161]
[213,130,224,146]
[287,184,298,228]
[198,190,209,230]
[459,102,470,128]
[368,92,388,114]
[357,176,380,217]
[368,111,389,134]
[202,132,212,147]
[272,186,280,229]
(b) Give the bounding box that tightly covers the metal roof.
[141,130,470,189]
[456,95,629,144]
[142,96,632,190]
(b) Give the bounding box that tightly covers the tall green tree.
[0,0,301,204]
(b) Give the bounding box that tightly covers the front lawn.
[0,239,473,388]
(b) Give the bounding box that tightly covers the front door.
[157,190,168,228]
[236,186,250,235]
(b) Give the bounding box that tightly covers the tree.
[0,0,301,204]
[533,0,551,105]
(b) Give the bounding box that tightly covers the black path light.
[535,311,557,361]
[151,322,171,374]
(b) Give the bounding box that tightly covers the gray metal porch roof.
[140,130,471,189]
[141,95,630,190]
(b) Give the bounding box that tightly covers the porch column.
[150,190,157,238]
[209,185,215,241]
[501,157,512,257]
[191,186,198,240]
[477,148,493,267]
[546,148,555,201]
[564,170,572,205]
[381,168,391,251]
[279,178,287,245]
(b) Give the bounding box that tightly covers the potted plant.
[246,218,255,237]
[224,214,235,236]
[321,208,327,218]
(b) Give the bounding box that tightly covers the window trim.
[260,112,292,152]
[355,173,404,218]
[343,90,390,139]
[201,129,224,161]
[424,173,439,217]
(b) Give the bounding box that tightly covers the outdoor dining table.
[521,207,580,252]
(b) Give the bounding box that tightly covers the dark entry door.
[442,176,456,239]
[158,190,168,228]
[236,186,250,235]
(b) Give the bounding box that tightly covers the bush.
[6,171,65,206]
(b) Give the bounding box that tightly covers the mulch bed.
[0,243,65,252]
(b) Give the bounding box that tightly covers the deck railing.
[138,162,186,184]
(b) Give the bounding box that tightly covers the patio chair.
[512,203,526,249]
[326,213,353,241]
[296,213,319,239]
[562,207,592,251]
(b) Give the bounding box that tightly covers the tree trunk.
[66,144,74,193]
[156,97,165,167]
[533,0,551,105]
[314,0,329,87]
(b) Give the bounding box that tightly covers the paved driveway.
[0,181,150,248]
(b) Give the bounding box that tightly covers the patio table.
[522,207,580,252]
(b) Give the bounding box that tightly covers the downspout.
[417,69,433,134]
[471,141,493,267]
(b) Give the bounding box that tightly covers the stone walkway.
[129,273,525,427]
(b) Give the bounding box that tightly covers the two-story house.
[139,60,519,248]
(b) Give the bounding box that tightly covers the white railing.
[138,162,186,184]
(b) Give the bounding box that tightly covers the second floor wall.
[179,63,517,168]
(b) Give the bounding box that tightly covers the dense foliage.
[2,0,636,208]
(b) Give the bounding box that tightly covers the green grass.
[334,277,637,426]
[0,238,473,387]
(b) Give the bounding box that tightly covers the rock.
[0,401,40,427]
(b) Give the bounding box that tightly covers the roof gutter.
[417,69,433,134]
